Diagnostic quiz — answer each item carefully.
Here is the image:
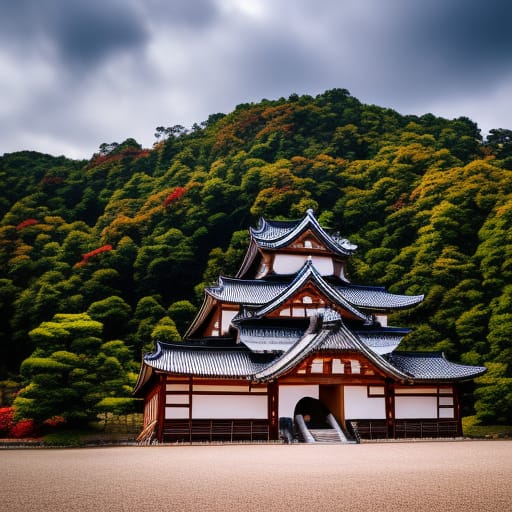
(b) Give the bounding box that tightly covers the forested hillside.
[1,88,512,428]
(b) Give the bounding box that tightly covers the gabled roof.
[206,274,423,311]
[186,261,423,338]
[250,209,357,255]
[251,260,369,321]
[236,320,408,355]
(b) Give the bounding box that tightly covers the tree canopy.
[1,89,512,425]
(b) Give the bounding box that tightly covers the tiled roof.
[250,209,357,255]
[251,318,330,381]
[252,316,409,381]
[138,327,486,387]
[238,324,306,352]
[334,284,424,310]
[207,277,288,304]
[354,328,408,355]
[144,342,271,378]
[206,273,423,312]
[237,319,407,356]
[386,352,487,381]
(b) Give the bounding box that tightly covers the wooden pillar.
[385,380,395,439]
[267,380,279,440]
[157,374,166,443]
[453,384,462,436]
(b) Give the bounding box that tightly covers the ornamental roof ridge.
[250,209,357,255]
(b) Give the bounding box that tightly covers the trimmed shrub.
[43,432,83,447]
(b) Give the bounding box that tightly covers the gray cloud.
[1,0,512,158]
[0,0,148,71]
[51,2,148,69]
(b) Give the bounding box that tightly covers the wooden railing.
[163,419,270,443]
[136,419,158,445]
[348,419,460,441]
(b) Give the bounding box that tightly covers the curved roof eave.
[235,238,260,278]
[386,351,487,382]
[183,294,216,339]
[133,353,157,396]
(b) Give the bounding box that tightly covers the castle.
[134,210,485,443]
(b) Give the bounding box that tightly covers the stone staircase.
[308,428,344,443]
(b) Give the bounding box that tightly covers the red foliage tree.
[0,407,14,436]
[16,219,39,231]
[163,186,187,207]
[75,244,113,267]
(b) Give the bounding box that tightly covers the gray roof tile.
[207,274,423,312]
[386,352,487,380]
[354,329,407,355]
[334,284,424,309]
[238,324,305,352]
[144,343,269,378]
[142,323,486,384]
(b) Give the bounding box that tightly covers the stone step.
[309,428,342,443]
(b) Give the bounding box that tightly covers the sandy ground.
[1,441,511,512]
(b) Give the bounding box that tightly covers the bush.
[10,419,37,438]
[0,407,14,436]
[43,432,83,447]
[95,397,136,415]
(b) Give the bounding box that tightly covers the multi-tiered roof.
[134,210,485,393]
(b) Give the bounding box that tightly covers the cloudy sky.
[1,0,512,160]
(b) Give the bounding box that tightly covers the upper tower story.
[184,210,423,340]
[236,209,357,281]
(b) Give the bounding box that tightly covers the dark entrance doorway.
[294,396,330,428]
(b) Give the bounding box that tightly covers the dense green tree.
[2,88,512,424]
[168,300,198,336]
[13,314,136,425]
[87,296,132,340]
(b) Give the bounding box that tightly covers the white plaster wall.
[344,386,386,419]
[375,314,388,327]
[278,385,319,418]
[221,309,238,334]
[273,254,334,275]
[439,408,454,419]
[165,407,189,419]
[166,395,189,405]
[311,256,334,275]
[273,254,307,274]
[192,395,267,419]
[395,396,437,419]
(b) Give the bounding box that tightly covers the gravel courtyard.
[1,441,511,512]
